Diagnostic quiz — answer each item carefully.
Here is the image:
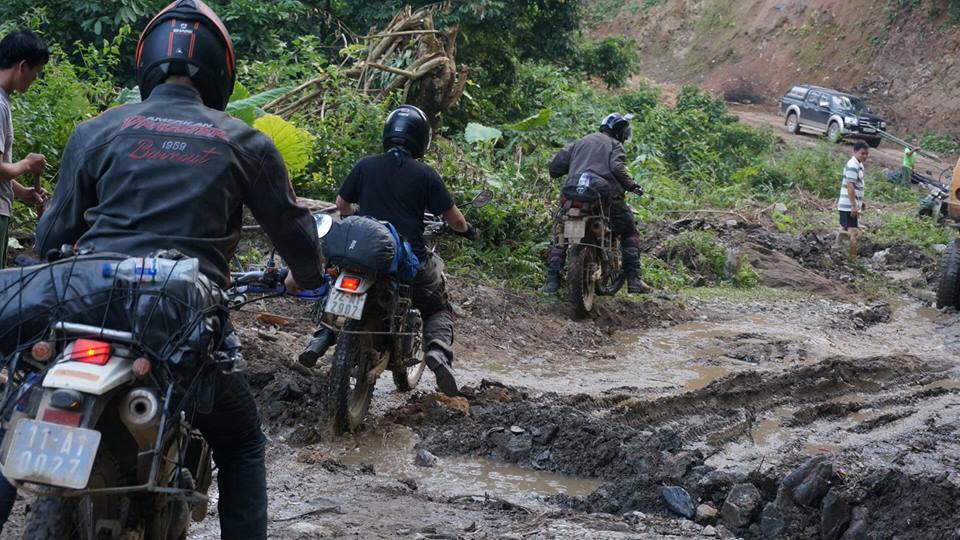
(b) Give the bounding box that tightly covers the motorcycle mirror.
[313,213,334,239]
[471,189,494,208]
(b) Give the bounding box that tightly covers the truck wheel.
[827,122,842,143]
[867,138,881,148]
[935,240,960,309]
[785,112,800,134]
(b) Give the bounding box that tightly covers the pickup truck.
[779,85,886,148]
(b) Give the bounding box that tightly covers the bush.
[579,36,640,89]
[661,230,727,282]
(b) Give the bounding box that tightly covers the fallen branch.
[362,29,440,39]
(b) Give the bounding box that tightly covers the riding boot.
[298,327,336,367]
[621,242,650,294]
[542,266,562,295]
[425,345,458,397]
[542,247,565,295]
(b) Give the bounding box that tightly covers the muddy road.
[728,103,953,177]
[200,229,957,540]
[4,224,959,539]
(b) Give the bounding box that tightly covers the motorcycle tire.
[325,328,376,434]
[935,240,960,309]
[392,310,426,392]
[23,449,124,539]
[567,245,597,318]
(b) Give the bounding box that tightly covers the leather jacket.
[548,132,637,197]
[36,84,323,288]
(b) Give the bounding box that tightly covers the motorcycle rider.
[543,113,649,295]
[32,1,323,537]
[327,105,477,397]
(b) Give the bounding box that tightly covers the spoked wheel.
[23,450,127,540]
[596,239,624,296]
[567,245,598,318]
[392,310,425,392]
[936,240,960,309]
[326,326,376,434]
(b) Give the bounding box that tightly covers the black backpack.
[561,172,611,203]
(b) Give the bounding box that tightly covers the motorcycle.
[0,213,333,539]
[321,190,491,434]
[555,191,625,317]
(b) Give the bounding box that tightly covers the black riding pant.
[411,254,454,358]
[193,370,267,540]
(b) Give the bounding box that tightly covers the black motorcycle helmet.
[135,0,236,111]
[382,105,432,159]
[599,113,633,143]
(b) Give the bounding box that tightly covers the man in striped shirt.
[837,140,869,259]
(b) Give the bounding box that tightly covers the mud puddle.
[332,422,603,501]
[457,295,953,398]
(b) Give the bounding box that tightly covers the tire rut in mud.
[388,355,960,538]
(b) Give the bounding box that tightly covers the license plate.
[563,220,586,241]
[2,419,101,489]
[862,127,875,133]
[325,289,367,320]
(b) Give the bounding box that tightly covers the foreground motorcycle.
[556,174,624,317]
[0,255,221,539]
[0,215,333,539]
[320,190,491,434]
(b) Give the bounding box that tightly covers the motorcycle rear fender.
[43,342,136,395]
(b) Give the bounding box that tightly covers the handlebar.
[228,267,327,301]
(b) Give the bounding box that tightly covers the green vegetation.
[0,1,948,297]
[870,213,955,251]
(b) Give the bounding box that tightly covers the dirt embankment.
[592,0,960,137]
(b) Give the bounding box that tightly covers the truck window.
[786,86,807,99]
[818,95,830,108]
[805,91,820,105]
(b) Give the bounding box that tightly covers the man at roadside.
[902,137,919,184]
[0,29,49,535]
[838,141,869,260]
[0,30,48,269]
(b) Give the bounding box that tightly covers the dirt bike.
[0,215,333,539]
[555,195,625,317]
[322,190,491,434]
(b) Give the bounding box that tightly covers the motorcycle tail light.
[31,341,53,362]
[340,276,361,291]
[70,339,111,365]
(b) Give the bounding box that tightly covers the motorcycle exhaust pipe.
[119,388,161,449]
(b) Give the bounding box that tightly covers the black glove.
[627,184,644,197]
[459,223,479,241]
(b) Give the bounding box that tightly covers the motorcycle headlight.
[844,116,858,127]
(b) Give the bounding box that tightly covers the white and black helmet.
[599,113,634,143]
[382,105,432,159]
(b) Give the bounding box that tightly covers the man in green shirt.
[902,137,919,184]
